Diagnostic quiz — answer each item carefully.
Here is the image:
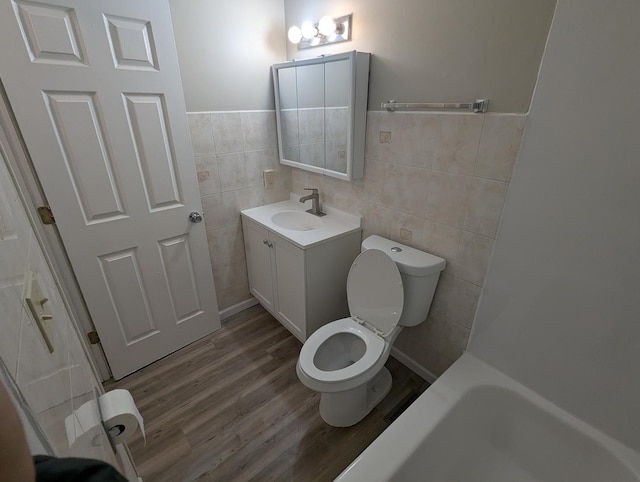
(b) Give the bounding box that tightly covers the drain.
[384,391,421,423]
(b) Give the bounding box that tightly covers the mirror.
[272,51,370,181]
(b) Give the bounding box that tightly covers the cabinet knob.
[263,239,273,248]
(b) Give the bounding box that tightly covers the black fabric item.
[33,455,128,482]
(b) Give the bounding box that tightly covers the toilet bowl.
[296,235,446,427]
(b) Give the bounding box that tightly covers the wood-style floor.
[108,305,429,482]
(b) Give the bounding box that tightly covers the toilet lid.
[347,249,404,337]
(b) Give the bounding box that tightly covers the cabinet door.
[271,234,306,340]
[242,219,275,312]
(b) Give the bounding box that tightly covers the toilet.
[296,235,446,427]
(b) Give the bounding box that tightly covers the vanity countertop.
[241,194,362,249]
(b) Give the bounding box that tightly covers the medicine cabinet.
[272,51,370,181]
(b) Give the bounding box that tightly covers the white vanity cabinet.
[241,215,361,342]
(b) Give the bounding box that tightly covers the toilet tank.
[361,236,446,327]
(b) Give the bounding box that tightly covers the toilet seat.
[299,317,385,383]
[299,249,405,386]
[347,249,404,336]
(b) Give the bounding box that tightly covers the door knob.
[189,211,203,223]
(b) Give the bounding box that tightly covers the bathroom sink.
[270,210,323,231]
[241,196,362,248]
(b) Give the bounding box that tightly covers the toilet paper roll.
[65,399,102,449]
[98,389,145,445]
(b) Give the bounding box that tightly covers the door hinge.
[87,331,100,345]
[37,206,55,225]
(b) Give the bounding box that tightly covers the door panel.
[123,94,182,210]
[43,91,127,223]
[98,248,158,343]
[158,235,203,323]
[0,0,221,379]
[243,219,275,312]
[104,15,158,71]
[272,234,305,339]
[13,1,87,65]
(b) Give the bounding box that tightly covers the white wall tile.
[211,254,248,309]
[187,113,215,156]
[389,212,425,248]
[432,114,483,175]
[426,171,472,228]
[446,277,481,328]
[453,231,494,286]
[474,114,526,181]
[195,155,221,195]
[206,223,244,264]
[464,177,508,238]
[440,317,470,360]
[222,189,258,227]
[365,112,441,168]
[217,153,248,192]
[422,220,462,263]
[362,202,396,240]
[218,278,251,311]
[201,194,227,231]
[245,149,279,188]
[430,273,453,316]
[241,111,277,151]
[210,113,244,154]
[388,164,431,216]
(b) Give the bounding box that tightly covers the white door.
[0,0,221,379]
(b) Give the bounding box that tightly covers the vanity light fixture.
[287,14,352,50]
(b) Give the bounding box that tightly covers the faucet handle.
[304,187,318,193]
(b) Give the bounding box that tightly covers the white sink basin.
[271,210,323,231]
[241,195,362,248]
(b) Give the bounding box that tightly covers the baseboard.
[219,297,259,322]
[218,300,438,384]
[391,347,438,384]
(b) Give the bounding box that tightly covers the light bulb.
[301,21,318,39]
[318,16,336,36]
[287,26,302,44]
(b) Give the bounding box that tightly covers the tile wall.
[0,149,122,465]
[189,109,524,378]
[187,111,293,311]
[292,112,526,376]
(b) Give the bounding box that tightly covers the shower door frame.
[0,84,112,381]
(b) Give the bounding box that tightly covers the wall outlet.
[263,169,275,187]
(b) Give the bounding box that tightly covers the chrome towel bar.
[381,99,489,113]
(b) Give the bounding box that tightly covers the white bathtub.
[336,353,640,481]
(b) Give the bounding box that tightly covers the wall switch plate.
[24,270,54,353]
[263,169,275,187]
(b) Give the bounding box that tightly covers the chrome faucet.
[299,188,326,216]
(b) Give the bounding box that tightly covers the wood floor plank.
[111,306,429,481]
